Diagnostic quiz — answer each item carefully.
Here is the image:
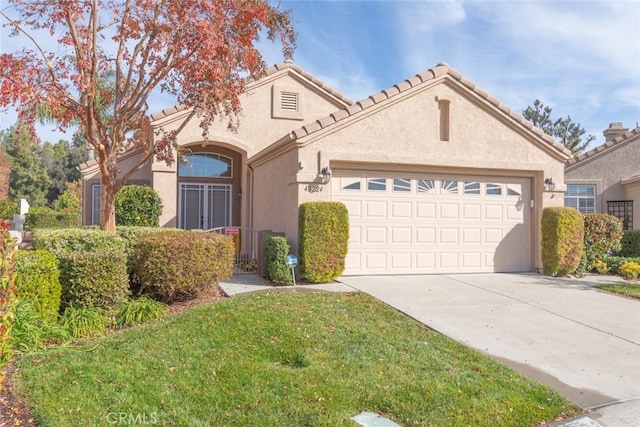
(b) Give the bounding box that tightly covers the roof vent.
[280,91,299,112]
[272,85,304,120]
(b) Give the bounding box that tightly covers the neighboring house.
[79,61,571,275]
[565,123,640,230]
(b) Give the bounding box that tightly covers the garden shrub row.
[25,207,82,230]
[0,221,17,385]
[618,230,640,258]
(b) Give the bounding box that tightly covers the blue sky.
[2,0,639,150]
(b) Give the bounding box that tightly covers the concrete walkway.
[218,273,640,426]
[338,273,640,427]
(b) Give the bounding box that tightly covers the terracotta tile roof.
[149,61,353,122]
[565,126,640,168]
[288,62,572,158]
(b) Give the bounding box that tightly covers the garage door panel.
[392,202,412,218]
[416,202,436,219]
[391,227,412,243]
[365,200,387,218]
[365,227,386,244]
[439,203,459,219]
[333,173,531,274]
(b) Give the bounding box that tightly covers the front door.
[179,183,232,230]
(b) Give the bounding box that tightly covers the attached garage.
[332,171,532,275]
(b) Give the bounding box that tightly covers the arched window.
[178,153,233,178]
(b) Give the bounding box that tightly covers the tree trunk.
[100,174,117,232]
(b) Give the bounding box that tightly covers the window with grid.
[607,200,633,230]
[565,184,595,213]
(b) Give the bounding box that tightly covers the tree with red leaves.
[0,0,296,231]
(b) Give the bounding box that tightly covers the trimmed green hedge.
[298,202,349,283]
[0,199,18,221]
[58,250,129,312]
[541,207,584,276]
[14,250,61,324]
[618,230,640,258]
[133,231,234,303]
[32,228,128,257]
[26,208,82,230]
[264,235,293,285]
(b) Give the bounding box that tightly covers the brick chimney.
[603,122,629,142]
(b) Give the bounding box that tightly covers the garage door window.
[464,182,480,195]
[486,183,502,195]
[441,180,458,194]
[507,184,522,196]
[417,179,435,193]
[342,179,361,191]
[367,178,386,191]
[393,178,411,192]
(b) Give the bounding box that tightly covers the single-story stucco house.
[79,61,571,275]
[564,123,640,230]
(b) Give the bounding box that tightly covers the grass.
[596,283,640,299]
[15,291,577,426]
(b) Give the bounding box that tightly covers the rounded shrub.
[133,230,234,303]
[264,235,293,285]
[618,230,640,258]
[115,185,163,227]
[14,250,61,324]
[0,199,18,221]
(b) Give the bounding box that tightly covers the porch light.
[321,166,332,183]
[237,188,242,198]
[544,177,556,192]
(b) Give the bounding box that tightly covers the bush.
[116,297,167,327]
[619,261,640,280]
[25,207,82,230]
[603,256,640,276]
[52,190,81,214]
[541,207,584,276]
[133,231,234,303]
[0,220,17,383]
[60,305,109,339]
[32,228,128,258]
[0,199,18,221]
[264,235,293,285]
[116,185,163,227]
[618,230,640,258]
[57,250,130,313]
[14,250,61,324]
[582,214,623,272]
[298,202,349,283]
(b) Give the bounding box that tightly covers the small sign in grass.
[15,292,577,426]
[596,283,640,299]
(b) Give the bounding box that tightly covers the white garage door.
[332,172,531,274]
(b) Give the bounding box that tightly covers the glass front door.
[179,183,232,230]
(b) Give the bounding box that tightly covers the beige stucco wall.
[565,135,640,224]
[623,180,640,229]
[280,77,567,271]
[148,68,350,227]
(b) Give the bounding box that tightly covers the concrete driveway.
[338,273,640,426]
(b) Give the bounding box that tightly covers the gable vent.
[280,92,299,111]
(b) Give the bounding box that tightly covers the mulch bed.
[0,285,228,427]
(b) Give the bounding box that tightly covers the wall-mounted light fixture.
[544,177,556,192]
[237,188,242,199]
[320,166,332,183]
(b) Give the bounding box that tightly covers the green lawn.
[596,283,640,299]
[15,291,577,426]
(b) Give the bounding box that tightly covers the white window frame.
[565,184,596,213]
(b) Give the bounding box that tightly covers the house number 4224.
[304,185,323,193]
